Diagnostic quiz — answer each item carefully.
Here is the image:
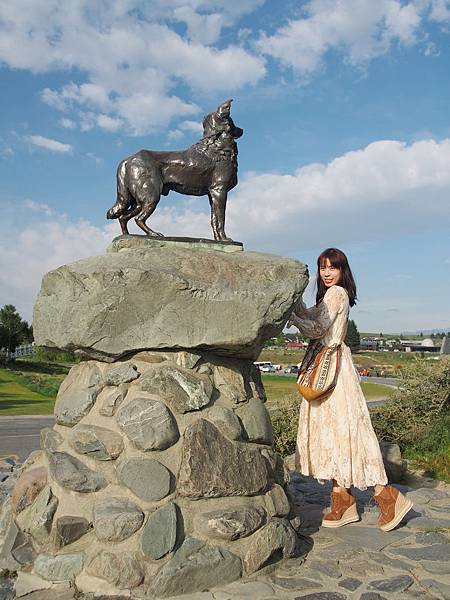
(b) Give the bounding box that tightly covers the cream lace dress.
[290,285,388,490]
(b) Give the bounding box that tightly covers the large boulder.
[33,238,308,360]
[150,537,242,598]
[178,419,269,498]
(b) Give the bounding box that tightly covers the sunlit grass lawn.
[0,368,56,415]
[262,374,394,403]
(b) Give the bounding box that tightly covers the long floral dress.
[290,285,388,490]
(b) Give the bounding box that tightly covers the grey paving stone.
[0,576,15,600]
[359,594,388,600]
[368,574,414,593]
[343,558,384,578]
[366,551,414,572]
[270,575,323,591]
[332,525,412,551]
[216,580,275,598]
[306,560,341,579]
[415,531,449,545]
[338,577,362,591]
[405,515,450,530]
[422,560,450,575]
[387,542,450,562]
[293,593,347,600]
[421,578,450,600]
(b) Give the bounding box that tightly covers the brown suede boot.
[322,488,359,528]
[373,485,413,532]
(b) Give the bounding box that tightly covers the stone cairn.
[1,236,309,598]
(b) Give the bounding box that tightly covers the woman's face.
[320,258,341,287]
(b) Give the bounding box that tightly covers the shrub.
[33,346,80,363]
[271,393,301,457]
[370,357,450,453]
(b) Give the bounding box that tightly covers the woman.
[289,248,413,532]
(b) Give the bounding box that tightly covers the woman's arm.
[292,298,322,319]
[290,286,347,339]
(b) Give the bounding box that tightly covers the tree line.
[0,304,33,357]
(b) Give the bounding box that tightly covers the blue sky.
[0,0,449,333]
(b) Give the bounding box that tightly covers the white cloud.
[224,137,450,253]
[180,119,203,133]
[0,1,265,135]
[256,0,428,76]
[429,0,450,22]
[59,118,77,129]
[24,200,54,217]
[26,135,73,153]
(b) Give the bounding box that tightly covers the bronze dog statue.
[107,99,243,242]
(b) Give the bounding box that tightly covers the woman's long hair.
[315,248,357,307]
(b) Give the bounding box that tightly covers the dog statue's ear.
[217,99,233,112]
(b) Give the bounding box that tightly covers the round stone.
[69,424,123,460]
[116,398,179,451]
[116,458,172,502]
[93,497,144,542]
[142,502,178,559]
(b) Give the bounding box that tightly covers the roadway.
[0,416,54,462]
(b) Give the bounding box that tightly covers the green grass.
[0,359,68,415]
[262,374,394,403]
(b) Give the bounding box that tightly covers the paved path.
[0,416,54,461]
[1,469,449,600]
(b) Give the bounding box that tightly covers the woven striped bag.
[296,339,342,402]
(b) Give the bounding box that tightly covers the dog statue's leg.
[209,188,233,242]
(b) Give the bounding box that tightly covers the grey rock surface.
[194,506,265,541]
[151,537,242,598]
[87,550,144,589]
[379,441,407,482]
[11,467,47,514]
[33,246,308,360]
[140,365,213,413]
[116,397,179,451]
[235,397,273,445]
[116,458,171,502]
[292,594,347,600]
[388,543,450,562]
[93,496,144,542]
[337,577,362,591]
[40,428,63,452]
[205,406,242,440]
[33,553,84,582]
[98,386,126,417]
[69,424,123,460]
[141,502,177,559]
[47,452,107,493]
[55,516,90,547]
[104,362,140,385]
[243,518,298,575]
[53,362,102,426]
[178,419,269,498]
[265,484,291,517]
[0,497,21,571]
[22,486,58,546]
[10,529,36,566]
[368,574,414,592]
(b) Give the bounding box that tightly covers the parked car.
[284,365,299,374]
[260,365,276,373]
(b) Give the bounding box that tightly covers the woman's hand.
[287,312,297,329]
